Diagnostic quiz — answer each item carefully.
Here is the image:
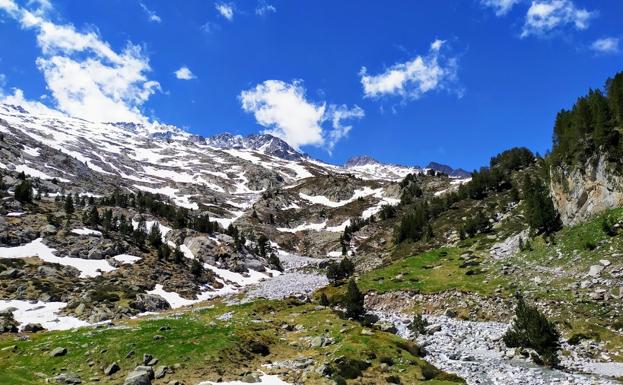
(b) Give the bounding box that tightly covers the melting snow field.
[71,227,102,236]
[0,300,89,331]
[0,238,115,277]
[198,373,291,385]
[113,254,142,264]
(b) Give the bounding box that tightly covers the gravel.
[373,312,623,385]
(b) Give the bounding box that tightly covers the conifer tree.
[148,223,163,248]
[522,175,561,235]
[14,180,33,203]
[343,279,365,320]
[64,195,74,215]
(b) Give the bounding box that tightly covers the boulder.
[23,323,45,333]
[104,362,120,376]
[131,294,171,312]
[0,311,18,333]
[52,373,81,384]
[123,366,154,385]
[50,347,67,357]
[588,265,604,277]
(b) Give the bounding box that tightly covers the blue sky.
[0,0,621,171]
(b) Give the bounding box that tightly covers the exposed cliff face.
[550,155,623,225]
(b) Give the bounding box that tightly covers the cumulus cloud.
[215,2,234,21]
[359,39,460,100]
[521,0,594,38]
[256,2,276,16]
[0,1,159,122]
[239,80,364,152]
[140,2,161,23]
[0,87,64,117]
[174,66,196,80]
[590,37,619,54]
[480,0,521,16]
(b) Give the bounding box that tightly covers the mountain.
[3,70,623,385]
[427,161,471,178]
[205,132,305,161]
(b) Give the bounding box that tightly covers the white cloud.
[521,0,594,38]
[215,2,234,21]
[239,80,364,151]
[590,37,619,54]
[256,3,276,16]
[0,0,18,16]
[140,2,161,23]
[480,0,521,16]
[359,39,460,100]
[326,104,364,152]
[0,2,160,122]
[0,87,65,117]
[174,66,196,80]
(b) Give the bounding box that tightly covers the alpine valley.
[3,70,623,385]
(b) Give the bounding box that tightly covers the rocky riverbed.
[373,311,623,385]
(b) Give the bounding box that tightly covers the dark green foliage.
[190,259,204,277]
[343,279,365,320]
[319,292,330,306]
[14,179,33,203]
[400,174,424,205]
[190,213,218,233]
[379,204,397,220]
[101,209,113,234]
[461,210,491,238]
[326,257,355,282]
[133,218,147,245]
[503,295,561,367]
[409,313,429,336]
[490,147,535,172]
[84,205,100,227]
[552,72,623,166]
[257,234,270,257]
[157,244,171,260]
[268,253,283,272]
[173,246,185,263]
[148,223,162,248]
[17,171,26,180]
[396,203,430,243]
[522,175,562,235]
[64,195,74,215]
[602,215,617,236]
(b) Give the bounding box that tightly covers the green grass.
[0,298,464,385]
[357,248,504,296]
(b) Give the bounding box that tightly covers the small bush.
[602,216,617,236]
[409,313,428,335]
[326,257,355,282]
[584,239,597,250]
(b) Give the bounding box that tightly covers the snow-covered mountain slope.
[0,103,467,236]
[342,155,423,181]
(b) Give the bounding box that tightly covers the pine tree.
[343,279,365,320]
[173,246,185,263]
[503,295,561,367]
[148,223,163,248]
[319,293,330,306]
[191,259,204,277]
[14,180,33,203]
[64,195,74,215]
[522,175,562,235]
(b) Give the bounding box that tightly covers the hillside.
[1,71,623,385]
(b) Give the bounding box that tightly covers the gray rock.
[123,366,154,385]
[53,373,81,384]
[50,347,67,357]
[22,323,45,333]
[154,365,169,379]
[588,265,604,277]
[104,362,120,376]
[131,294,171,312]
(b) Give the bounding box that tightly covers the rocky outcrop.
[550,155,623,225]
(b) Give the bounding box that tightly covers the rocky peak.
[206,132,304,161]
[427,162,470,178]
[344,155,381,168]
